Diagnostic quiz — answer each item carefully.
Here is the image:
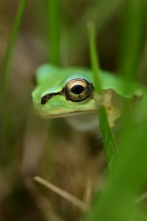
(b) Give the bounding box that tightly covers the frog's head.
[32,64,98,118]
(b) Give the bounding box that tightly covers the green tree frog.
[32,64,142,130]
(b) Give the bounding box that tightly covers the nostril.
[41,94,51,104]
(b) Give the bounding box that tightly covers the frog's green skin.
[32,64,142,129]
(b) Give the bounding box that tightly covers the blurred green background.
[0,0,147,220]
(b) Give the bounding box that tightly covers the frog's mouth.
[37,108,98,119]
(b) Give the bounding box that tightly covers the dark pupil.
[71,85,84,94]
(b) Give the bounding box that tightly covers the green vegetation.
[86,0,147,220]
[0,0,147,220]
[47,0,60,65]
[88,23,118,171]
[0,0,26,165]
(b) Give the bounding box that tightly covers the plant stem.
[88,23,118,170]
[47,0,60,65]
[0,0,26,166]
[1,0,26,94]
[88,22,101,95]
[119,0,145,81]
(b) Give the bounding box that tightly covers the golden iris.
[65,79,92,102]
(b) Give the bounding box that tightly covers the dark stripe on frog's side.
[41,91,64,104]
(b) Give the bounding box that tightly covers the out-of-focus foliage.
[86,1,147,219]
[87,91,147,221]
[0,0,147,221]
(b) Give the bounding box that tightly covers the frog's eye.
[65,79,93,102]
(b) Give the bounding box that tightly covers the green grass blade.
[119,0,145,80]
[88,23,101,95]
[69,0,125,64]
[98,106,118,170]
[88,23,118,170]
[47,0,60,65]
[1,0,26,93]
[0,0,26,166]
